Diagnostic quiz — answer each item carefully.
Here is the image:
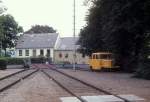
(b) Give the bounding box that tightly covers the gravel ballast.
[0,72,71,102]
[0,69,23,79]
[58,68,150,102]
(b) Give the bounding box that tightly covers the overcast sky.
[3,0,88,37]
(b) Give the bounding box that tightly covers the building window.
[19,50,22,56]
[73,54,77,58]
[82,53,85,58]
[93,54,96,59]
[25,50,29,56]
[59,53,62,58]
[40,49,44,56]
[65,53,68,58]
[96,55,99,59]
[47,49,50,57]
[33,50,36,57]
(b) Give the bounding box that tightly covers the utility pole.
[73,0,76,71]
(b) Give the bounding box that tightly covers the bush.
[134,59,150,80]
[55,61,71,64]
[7,57,48,64]
[7,57,47,65]
[0,57,49,66]
[0,58,7,70]
[7,58,24,65]
[31,57,47,64]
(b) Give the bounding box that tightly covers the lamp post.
[73,0,76,71]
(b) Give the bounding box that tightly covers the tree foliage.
[79,0,150,72]
[0,1,7,14]
[0,1,7,35]
[24,25,56,34]
[0,14,23,54]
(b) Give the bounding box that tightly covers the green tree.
[79,0,150,72]
[134,0,150,79]
[0,0,6,56]
[24,25,56,34]
[0,0,7,14]
[0,14,23,56]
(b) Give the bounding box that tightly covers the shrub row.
[7,58,46,65]
[7,58,24,65]
[31,57,48,64]
[0,58,7,70]
[0,57,51,70]
[135,59,150,80]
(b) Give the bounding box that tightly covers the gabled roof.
[16,33,58,49]
[56,37,80,50]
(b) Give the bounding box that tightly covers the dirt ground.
[58,68,150,102]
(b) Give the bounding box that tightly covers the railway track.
[42,64,132,102]
[0,69,38,93]
[0,69,27,81]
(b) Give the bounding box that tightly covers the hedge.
[3,57,49,65]
[134,59,150,80]
[31,57,47,64]
[7,58,24,65]
[0,58,7,70]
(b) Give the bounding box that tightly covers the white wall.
[16,48,54,61]
[54,34,60,49]
[50,48,54,61]
[16,49,25,58]
[54,50,89,64]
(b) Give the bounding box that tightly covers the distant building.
[15,33,59,61]
[15,33,89,64]
[54,37,89,64]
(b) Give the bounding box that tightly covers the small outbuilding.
[54,37,89,64]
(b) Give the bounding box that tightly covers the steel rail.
[42,70,86,102]
[0,69,27,81]
[45,64,131,102]
[0,69,38,93]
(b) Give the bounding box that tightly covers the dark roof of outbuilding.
[16,33,58,49]
[56,37,80,50]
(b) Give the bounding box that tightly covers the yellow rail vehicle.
[89,52,116,71]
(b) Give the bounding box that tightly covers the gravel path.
[0,72,71,102]
[0,69,23,79]
[58,68,150,102]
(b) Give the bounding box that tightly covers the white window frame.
[33,49,36,57]
[25,50,29,56]
[19,50,22,56]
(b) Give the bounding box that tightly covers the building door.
[47,49,50,57]
[33,50,36,57]
[40,49,44,56]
